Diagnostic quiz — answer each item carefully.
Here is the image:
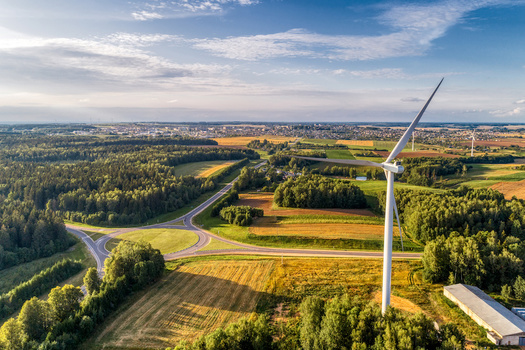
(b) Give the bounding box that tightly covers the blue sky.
[0,0,525,123]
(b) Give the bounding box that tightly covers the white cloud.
[191,0,525,61]
[132,11,164,21]
[490,107,524,117]
[131,0,258,20]
[515,99,525,104]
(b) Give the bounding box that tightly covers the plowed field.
[93,260,274,348]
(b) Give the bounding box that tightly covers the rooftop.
[445,284,525,338]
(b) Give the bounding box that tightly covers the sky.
[1,0,525,124]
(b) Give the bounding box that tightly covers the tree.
[83,267,101,295]
[0,318,27,350]
[514,276,525,301]
[48,285,83,322]
[18,297,52,341]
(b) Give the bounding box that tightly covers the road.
[67,160,421,274]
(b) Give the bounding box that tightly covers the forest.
[0,135,258,270]
[274,175,367,209]
[169,295,465,350]
[0,241,165,349]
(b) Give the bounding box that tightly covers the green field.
[325,149,356,159]
[301,138,338,145]
[172,160,235,177]
[112,229,199,254]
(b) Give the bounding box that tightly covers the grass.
[194,204,419,252]
[277,214,384,225]
[325,149,356,159]
[0,241,95,295]
[172,160,236,178]
[198,238,246,251]
[301,139,338,145]
[83,230,107,241]
[84,259,275,349]
[111,229,199,255]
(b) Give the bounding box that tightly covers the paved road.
[67,159,421,274]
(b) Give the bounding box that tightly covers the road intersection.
[67,160,421,275]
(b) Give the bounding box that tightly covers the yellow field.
[92,260,274,348]
[491,180,525,200]
[197,161,235,178]
[250,218,384,240]
[213,136,295,146]
[335,140,374,147]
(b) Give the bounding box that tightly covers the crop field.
[325,149,356,159]
[212,136,295,146]
[112,228,199,254]
[335,140,374,147]
[375,150,460,158]
[491,179,525,199]
[90,260,274,349]
[237,193,376,217]
[249,219,387,241]
[172,160,235,178]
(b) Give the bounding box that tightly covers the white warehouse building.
[444,284,525,346]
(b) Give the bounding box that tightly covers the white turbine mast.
[471,131,475,157]
[292,78,443,315]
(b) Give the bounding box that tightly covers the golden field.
[335,140,374,147]
[90,260,274,349]
[197,161,235,178]
[249,217,384,240]
[491,179,525,200]
[212,136,295,146]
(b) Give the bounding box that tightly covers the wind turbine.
[292,78,443,314]
[471,131,475,157]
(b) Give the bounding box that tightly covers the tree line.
[169,295,465,350]
[0,259,83,321]
[274,175,367,209]
[0,240,164,349]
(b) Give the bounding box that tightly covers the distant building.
[356,176,367,181]
[444,284,525,346]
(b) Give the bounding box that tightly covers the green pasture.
[325,149,356,159]
[111,228,199,255]
[172,160,235,177]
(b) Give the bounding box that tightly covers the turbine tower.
[412,131,416,151]
[471,131,475,157]
[292,78,443,315]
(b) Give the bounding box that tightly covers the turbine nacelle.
[381,162,404,174]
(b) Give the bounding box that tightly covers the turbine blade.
[291,156,383,169]
[392,194,404,252]
[386,78,444,163]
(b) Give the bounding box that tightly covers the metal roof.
[444,284,525,337]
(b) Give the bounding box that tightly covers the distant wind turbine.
[471,131,475,157]
[292,78,444,315]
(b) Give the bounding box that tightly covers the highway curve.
[66,160,421,274]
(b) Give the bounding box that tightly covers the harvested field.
[491,180,525,200]
[372,291,423,314]
[213,136,295,146]
[93,260,274,348]
[237,193,376,217]
[336,140,374,147]
[250,218,384,240]
[375,150,460,158]
[198,161,235,178]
